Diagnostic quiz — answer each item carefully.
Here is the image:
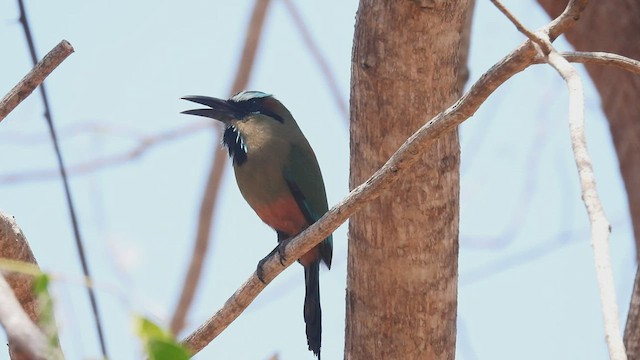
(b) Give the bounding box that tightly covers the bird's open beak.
[181,95,239,123]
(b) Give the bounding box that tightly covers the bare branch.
[169,0,272,336]
[490,0,551,53]
[0,274,52,360]
[546,46,627,360]
[491,0,627,358]
[0,40,73,122]
[545,51,640,75]
[179,1,590,355]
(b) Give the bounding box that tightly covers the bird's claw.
[277,238,291,265]
[255,242,289,283]
[256,257,268,284]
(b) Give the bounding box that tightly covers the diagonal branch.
[0,40,73,122]
[179,1,591,355]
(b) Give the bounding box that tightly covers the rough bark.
[536,1,640,357]
[0,211,64,360]
[345,1,472,359]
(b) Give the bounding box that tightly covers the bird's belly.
[234,162,308,236]
[252,196,308,236]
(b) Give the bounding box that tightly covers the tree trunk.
[536,1,640,358]
[345,1,472,359]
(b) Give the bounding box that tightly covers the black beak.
[181,95,239,123]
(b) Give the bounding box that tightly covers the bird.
[181,90,332,358]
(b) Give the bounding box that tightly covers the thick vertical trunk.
[346,1,472,359]
[537,1,640,357]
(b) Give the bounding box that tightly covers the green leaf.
[134,316,190,360]
[147,339,190,360]
[33,273,50,294]
[135,316,171,341]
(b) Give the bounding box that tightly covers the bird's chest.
[233,145,307,235]
[232,133,290,207]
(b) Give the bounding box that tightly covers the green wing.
[283,143,333,269]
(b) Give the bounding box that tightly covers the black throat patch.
[222,125,247,166]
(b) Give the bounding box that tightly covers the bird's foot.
[256,243,287,283]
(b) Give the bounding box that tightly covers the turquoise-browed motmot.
[182,91,332,358]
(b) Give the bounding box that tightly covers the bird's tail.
[304,261,322,358]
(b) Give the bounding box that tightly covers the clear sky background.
[0,1,635,359]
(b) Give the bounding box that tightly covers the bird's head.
[181,91,299,166]
[181,90,290,125]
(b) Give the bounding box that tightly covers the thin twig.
[15,0,108,357]
[282,0,349,121]
[0,40,73,122]
[490,0,551,53]
[169,0,272,336]
[490,1,627,358]
[542,51,640,75]
[179,1,590,354]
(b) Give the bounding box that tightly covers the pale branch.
[282,0,349,121]
[179,1,590,355]
[0,121,213,185]
[547,46,627,360]
[169,0,272,336]
[0,274,51,360]
[0,40,73,122]
[491,0,627,358]
[546,52,640,75]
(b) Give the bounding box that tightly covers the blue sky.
[0,1,635,359]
